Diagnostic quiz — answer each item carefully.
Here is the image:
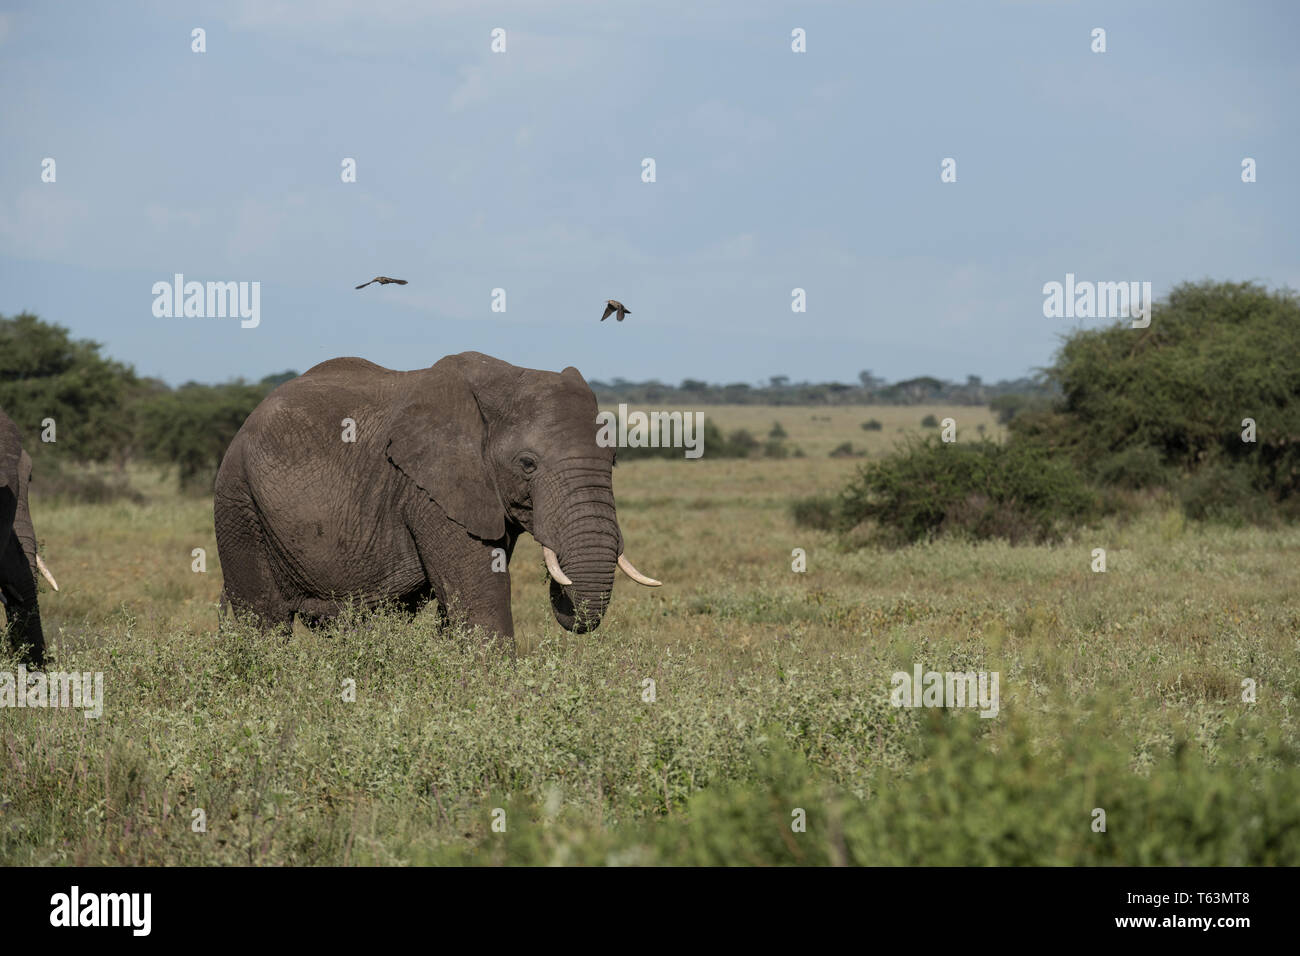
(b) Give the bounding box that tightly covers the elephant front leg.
[463,567,515,652]
[411,526,516,653]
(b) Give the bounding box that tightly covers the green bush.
[429,711,1300,865]
[606,420,687,462]
[613,419,766,461]
[860,419,883,431]
[829,442,863,458]
[1012,281,1300,508]
[989,393,1049,425]
[1092,445,1170,490]
[1178,464,1274,526]
[920,414,939,428]
[839,436,1097,545]
[768,421,787,440]
[789,494,840,531]
[726,429,760,457]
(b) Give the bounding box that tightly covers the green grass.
[2,408,1298,865]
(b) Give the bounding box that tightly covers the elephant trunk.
[535,460,619,633]
[13,467,40,590]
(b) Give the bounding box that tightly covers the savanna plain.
[2,405,1297,865]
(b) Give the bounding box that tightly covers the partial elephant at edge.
[0,408,60,666]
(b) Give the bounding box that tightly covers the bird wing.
[601,303,616,321]
[391,279,408,285]
[355,279,375,289]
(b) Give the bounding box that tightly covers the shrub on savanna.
[840,709,1300,866]
[723,428,760,457]
[1177,463,1277,527]
[829,442,864,458]
[1012,280,1300,514]
[920,414,940,428]
[989,392,1050,425]
[788,493,840,532]
[426,708,1300,865]
[835,436,1097,545]
[1091,445,1170,490]
[860,419,883,431]
[612,418,758,461]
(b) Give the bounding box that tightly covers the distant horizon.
[5,304,1058,391]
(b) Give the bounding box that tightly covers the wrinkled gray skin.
[0,410,47,665]
[214,352,628,650]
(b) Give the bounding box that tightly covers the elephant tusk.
[36,554,58,592]
[542,546,572,586]
[618,553,661,587]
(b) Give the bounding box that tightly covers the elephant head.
[384,352,659,633]
[0,412,58,665]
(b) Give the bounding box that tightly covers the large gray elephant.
[0,409,59,666]
[213,351,660,649]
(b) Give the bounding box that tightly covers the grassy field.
[2,405,1298,865]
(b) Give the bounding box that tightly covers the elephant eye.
[520,456,537,475]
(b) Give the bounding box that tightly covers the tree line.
[588,372,1054,407]
[0,310,1055,492]
[0,312,295,490]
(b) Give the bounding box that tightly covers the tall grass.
[3,410,1298,865]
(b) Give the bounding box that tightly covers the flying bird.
[601,299,631,322]
[355,277,408,290]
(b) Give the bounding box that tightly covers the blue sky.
[1,0,1296,387]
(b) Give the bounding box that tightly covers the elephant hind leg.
[215,488,294,635]
[218,586,293,635]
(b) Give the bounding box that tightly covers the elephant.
[0,409,59,666]
[213,351,661,649]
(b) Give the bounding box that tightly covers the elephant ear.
[384,363,506,542]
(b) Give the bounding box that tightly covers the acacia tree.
[1013,280,1300,499]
